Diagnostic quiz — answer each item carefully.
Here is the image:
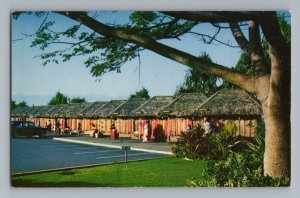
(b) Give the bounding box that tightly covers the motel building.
[11,89,262,141]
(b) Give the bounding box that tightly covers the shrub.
[188,152,290,187]
[187,122,290,187]
[172,122,243,160]
[172,126,211,159]
[209,126,242,160]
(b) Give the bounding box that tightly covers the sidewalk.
[53,136,173,155]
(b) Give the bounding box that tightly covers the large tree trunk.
[259,52,291,178]
[263,103,290,177]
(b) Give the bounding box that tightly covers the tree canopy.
[48,91,86,105]
[129,87,150,99]
[48,91,68,105]
[69,97,86,104]
[11,100,28,110]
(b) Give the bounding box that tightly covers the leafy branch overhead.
[13,11,198,77]
[11,12,242,85]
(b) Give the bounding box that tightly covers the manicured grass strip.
[12,157,208,187]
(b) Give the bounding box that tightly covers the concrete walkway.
[53,136,174,155]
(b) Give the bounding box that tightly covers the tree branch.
[248,20,268,75]
[188,31,239,47]
[211,22,248,29]
[260,12,290,105]
[229,22,251,56]
[12,12,49,42]
[56,11,256,93]
[162,11,263,23]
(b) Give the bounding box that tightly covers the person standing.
[143,120,150,143]
[110,123,117,140]
[48,120,52,132]
[204,118,212,135]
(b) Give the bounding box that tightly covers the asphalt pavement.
[11,138,168,174]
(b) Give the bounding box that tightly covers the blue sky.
[12,11,246,105]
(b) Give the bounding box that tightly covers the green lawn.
[12,157,208,187]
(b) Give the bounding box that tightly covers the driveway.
[11,138,167,174]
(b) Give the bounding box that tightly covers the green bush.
[187,122,290,187]
[172,126,211,159]
[172,122,243,160]
[188,152,290,187]
[209,126,242,160]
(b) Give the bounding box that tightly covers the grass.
[12,157,209,187]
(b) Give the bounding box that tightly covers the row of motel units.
[11,89,262,138]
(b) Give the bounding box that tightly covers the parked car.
[11,121,47,138]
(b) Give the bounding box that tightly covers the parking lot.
[11,138,167,174]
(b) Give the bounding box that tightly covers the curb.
[53,137,173,156]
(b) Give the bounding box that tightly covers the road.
[11,138,166,174]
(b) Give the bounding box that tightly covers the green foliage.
[188,123,290,187]
[174,52,222,97]
[189,152,290,187]
[11,100,29,109]
[278,14,291,44]
[172,126,211,159]
[209,125,241,160]
[13,11,198,79]
[129,12,158,29]
[245,120,265,163]
[12,11,46,20]
[172,121,243,160]
[129,87,150,99]
[48,92,86,105]
[68,97,86,104]
[48,91,68,105]
[11,101,17,109]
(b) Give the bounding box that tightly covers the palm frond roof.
[132,96,174,117]
[77,101,107,118]
[197,89,262,116]
[161,93,207,117]
[93,100,127,118]
[111,98,147,117]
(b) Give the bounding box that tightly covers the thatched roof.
[11,107,24,116]
[56,104,79,118]
[65,102,92,118]
[40,104,68,117]
[196,89,262,116]
[111,98,147,117]
[34,105,56,117]
[161,93,207,117]
[93,100,127,118]
[11,106,30,117]
[30,106,50,117]
[132,96,174,117]
[77,101,107,118]
[12,106,42,117]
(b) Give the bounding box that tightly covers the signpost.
[121,146,131,163]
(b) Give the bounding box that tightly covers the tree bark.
[259,13,291,177]
[263,103,290,177]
